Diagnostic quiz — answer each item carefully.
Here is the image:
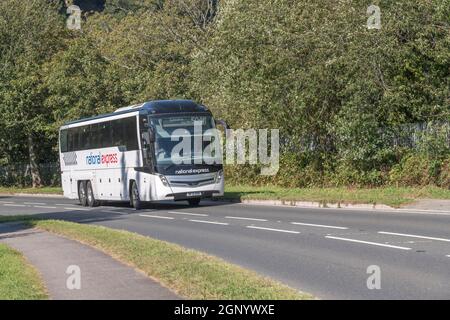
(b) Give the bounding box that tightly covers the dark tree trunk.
[28,134,42,188]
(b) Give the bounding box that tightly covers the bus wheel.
[78,181,88,207]
[188,198,201,206]
[130,181,141,210]
[86,181,99,207]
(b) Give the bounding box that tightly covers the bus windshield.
[149,115,221,167]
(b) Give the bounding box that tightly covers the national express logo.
[86,153,118,166]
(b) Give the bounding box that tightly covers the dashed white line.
[446,255,450,258]
[24,202,46,206]
[34,206,57,209]
[189,219,229,226]
[225,216,268,222]
[326,236,412,250]
[378,231,450,243]
[63,207,90,211]
[3,204,27,207]
[102,210,128,215]
[291,222,348,230]
[139,214,174,220]
[168,211,208,217]
[0,201,15,204]
[246,226,300,234]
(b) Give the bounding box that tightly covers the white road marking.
[378,231,450,243]
[3,204,27,207]
[225,216,268,222]
[168,211,208,217]
[34,206,57,209]
[0,201,15,204]
[63,207,90,211]
[326,236,411,250]
[102,210,128,215]
[24,202,46,206]
[189,219,229,226]
[291,222,348,230]
[446,255,450,258]
[139,214,174,220]
[246,226,300,234]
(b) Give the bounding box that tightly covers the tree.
[0,0,66,187]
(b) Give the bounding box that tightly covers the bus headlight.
[215,170,223,183]
[159,175,170,187]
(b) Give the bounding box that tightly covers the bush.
[389,154,436,186]
[437,158,450,189]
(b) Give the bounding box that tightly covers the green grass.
[0,243,48,300]
[0,187,63,195]
[2,184,449,207]
[225,185,450,207]
[29,220,311,300]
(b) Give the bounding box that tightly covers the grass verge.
[1,185,449,207]
[28,219,311,300]
[0,243,48,300]
[225,185,450,207]
[0,187,63,195]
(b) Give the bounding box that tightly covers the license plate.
[187,192,202,197]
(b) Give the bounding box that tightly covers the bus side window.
[100,121,112,148]
[60,130,68,153]
[112,120,125,149]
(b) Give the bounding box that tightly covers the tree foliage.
[0,0,448,187]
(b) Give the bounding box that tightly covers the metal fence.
[280,122,450,153]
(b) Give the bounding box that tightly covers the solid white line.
[189,219,229,226]
[24,202,46,206]
[378,231,450,243]
[139,214,174,220]
[3,204,27,207]
[291,222,348,230]
[168,211,208,217]
[326,236,411,250]
[34,206,57,209]
[225,216,268,222]
[246,226,300,234]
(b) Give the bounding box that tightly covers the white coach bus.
[59,100,225,209]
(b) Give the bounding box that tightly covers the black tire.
[130,181,141,210]
[188,198,201,206]
[86,181,99,207]
[78,181,88,207]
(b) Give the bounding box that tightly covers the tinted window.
[123,117,139,151]
[60,130,68,153]
[99,121,112,148]
[63,116,138,152]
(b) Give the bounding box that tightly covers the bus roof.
[62,100,211,126]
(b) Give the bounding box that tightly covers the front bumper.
[152,173,224,201]
[167,190,222,201]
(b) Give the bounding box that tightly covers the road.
[1,195,450,299]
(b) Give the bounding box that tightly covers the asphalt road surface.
[1,195,450,299]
